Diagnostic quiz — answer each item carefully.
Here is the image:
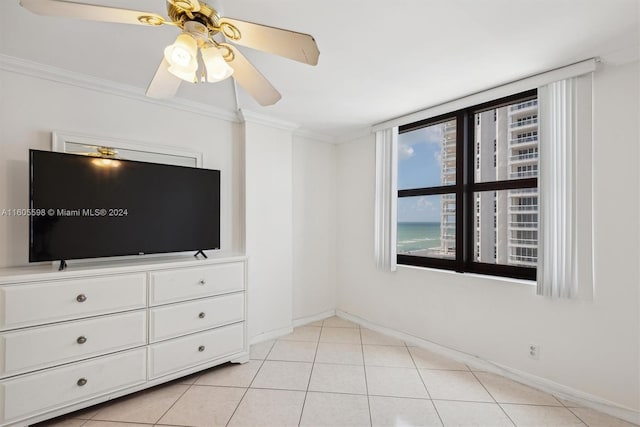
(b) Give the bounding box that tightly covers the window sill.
[396,263,536,287]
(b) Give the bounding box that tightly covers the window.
[396,90,538,280]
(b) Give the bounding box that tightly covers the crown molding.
[293,128,337,144]
[237,108,300,131]
[0,54,239,123]
[239,110,340,142]
[334,126,374,144]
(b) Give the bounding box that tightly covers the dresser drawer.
[149,262,244,306]
[0,311,146,379]
[148,323,244,379]
[0,348,146,424]
[0,274,147,331]
[149,293,244,343]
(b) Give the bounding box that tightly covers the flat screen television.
[29,149,220,263]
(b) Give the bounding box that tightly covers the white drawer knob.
[198,312,206,319]
[77,336,87,344]
[76,294,87,303]
[198,279,206,285]
[77,378,87,387]
[198,345,205,352]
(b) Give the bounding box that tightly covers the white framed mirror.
[52,131,203,167]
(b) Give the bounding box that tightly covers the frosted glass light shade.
[164,34,197,67]
[201,46,234,82]
[167,62,197,82]
[164,33,198,83]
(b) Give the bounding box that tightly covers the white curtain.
[537,77,593,298]
[374,127,398,271]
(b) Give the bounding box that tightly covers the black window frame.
[397,89,538,280]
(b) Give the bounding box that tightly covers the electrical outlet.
[529,344,540,360]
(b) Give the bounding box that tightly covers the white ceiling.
[1,0,638,138]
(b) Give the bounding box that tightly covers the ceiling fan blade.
[219,17,319,65]
[224,45,282,106]
[146,59,182,99]
[20,0,166,26]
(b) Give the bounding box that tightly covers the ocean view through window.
[397,221,444,254]
[397,90,538,280]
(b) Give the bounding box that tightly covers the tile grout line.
[133,379,194,426]
[89,379,193,425]
[194,384,572,404]
[296,320,322,426]
[405,340,445,427]
[224,339,275,427]
[360,325,374,427]
[469,370,518,426]
[459,363,585,425]
[495,402,589,427]
[565,407,592,426]
[555,394,591,422]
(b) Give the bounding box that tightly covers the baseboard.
[248,311,335,346]
[249,325,293,345]
[335,310,640,425]
[292,309,336,327]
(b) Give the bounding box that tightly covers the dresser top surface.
[0,253,247,284]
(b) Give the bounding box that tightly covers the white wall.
[292,136,337,321]
[244,120,294,341]
[243,129,338,339]
[0,68,242,268]
[335,60,640,412]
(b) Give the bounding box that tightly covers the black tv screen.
[29,149,221,262]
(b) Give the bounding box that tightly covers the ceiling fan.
[19,0,320,106]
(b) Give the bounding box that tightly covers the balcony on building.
[509,118,538,131]
[442,166,456,175]
[508,221,538,230]
[508,204,538,213]
[509,238,538,247]
[509,133,539,147]
[508,188,538,197]
[443,122,457,133]
[509,151,539,165]
[509,169,538,179]
[442,206,456,214]
[508,99,538,117]
[508,256,537,267]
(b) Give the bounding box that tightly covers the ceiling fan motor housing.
[167,1,221,32]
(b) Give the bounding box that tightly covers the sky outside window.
[397,122,454,222]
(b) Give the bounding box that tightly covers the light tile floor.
[38,317,637,427]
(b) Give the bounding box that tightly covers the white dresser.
[0,255,248,426]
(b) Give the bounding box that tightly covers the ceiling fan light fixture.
[164,33,197,68]
[167,62,197,83]
[201,45,234,83]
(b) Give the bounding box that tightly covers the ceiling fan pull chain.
[199,49,206,83]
